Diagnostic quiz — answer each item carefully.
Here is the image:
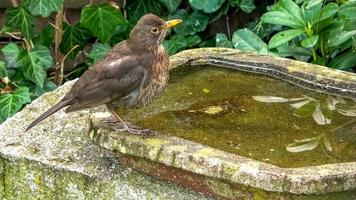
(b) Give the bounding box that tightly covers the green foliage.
[0,0,354,124]
[80,3,126,43]
[17,46,53,88]
[24,0,64,17]
[0,87,31,123]
[5,7,34,40]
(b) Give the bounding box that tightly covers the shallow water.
[120,65,356,168]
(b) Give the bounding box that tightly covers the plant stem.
[312,48,317,62]
[225,15,231,40]
[54,4,64,85]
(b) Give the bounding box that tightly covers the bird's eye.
[151,27,159,33]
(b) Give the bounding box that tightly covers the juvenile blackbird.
[26,14,182,134]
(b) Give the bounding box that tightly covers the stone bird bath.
[1,48,356,199]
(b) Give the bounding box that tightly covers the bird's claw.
[103,117,155,136]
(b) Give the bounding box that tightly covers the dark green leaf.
[268,29,305,49]
[127,0,162,23]
[305,0,323,9]
[60,23,91,58]
[189,0,225,13]
[339,0,356,19]
[169,10,209,36]
[232,28,269,54]
[17,46,53,88]
[199,38,216,47]
[209,0,230,23]
[328,30,356,47]
[163,35,201,55]
[0,86,31,123]
[80,3,126,43]
[272,0,305,27]
[24,0,64,17]
[158,0,182,13]
[231,0,256,13]
[0,61,7,78]
[246,20,283,39]
[328,51,356,70]
[304,2,322,25]
[301,35,318,48]
[215,33,233,48]
[5,7,34,40]
[88,43,111,64]
[317,3,338,23]
[1,43,20,69]
[344,19,356,31]
[261,11,305,29]
[33,81,57,97]
[277,44,312,57]
[33,26,55,46]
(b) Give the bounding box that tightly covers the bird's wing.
[65,55,146,112]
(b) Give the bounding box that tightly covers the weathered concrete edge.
[169,48,356,99]
[89,113,356,195]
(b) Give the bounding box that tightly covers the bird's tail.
[25,98,72,132]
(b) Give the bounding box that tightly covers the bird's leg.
[107,106,154,135]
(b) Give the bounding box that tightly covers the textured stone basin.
[88,48,356,199]
[1,48,356,199]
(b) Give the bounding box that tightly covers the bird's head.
[129,14,182,50]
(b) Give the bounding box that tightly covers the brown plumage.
[26,14,182,134]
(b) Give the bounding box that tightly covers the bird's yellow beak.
[163,19,182,29]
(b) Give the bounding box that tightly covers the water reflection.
[253,95,356,153]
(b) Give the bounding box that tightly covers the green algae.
[117,65,356,168]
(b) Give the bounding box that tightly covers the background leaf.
[1,43,20,69]
[189,0,226,13]
[60,23,92,58]
[5,7,34,40]
[301,35,319,48]
[0,87,31,123]
[339,0,356,19]
[268,29,305,49]
[159,0,182,13]
[24,0,64,17]
[169,10,209,36]
[88,43,111,64]
[80,3,126,43]
[215,33,233,48]
[231,0,256,13]
[232,28,268,54]
[163,34,201,55]
[17,46,54,88]
[127,0,162,23]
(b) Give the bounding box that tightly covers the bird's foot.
[118,124,155,136]
[103,116,155,136]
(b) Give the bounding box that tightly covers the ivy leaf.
[268,29,305,49]
[215,33,233,48]
[33,26,55,46]
[169,10,209,36]
[232,28,269,54]
[17,46,54,88]
[231,0,256,13]
[1,43,20,69]
[60,23,91,58]
[80,3,126,43]
[5,7,34,40]
[0,87,31,123]
[158,0,182,13]
[23,0,64,17]
[88,43,111,64]
[189,0,225,13]
[163,35,201,55]
[209,0,231,23]
[33,80,57,97]
[127,0,162,23]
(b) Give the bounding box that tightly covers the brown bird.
[26,14,182,135]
